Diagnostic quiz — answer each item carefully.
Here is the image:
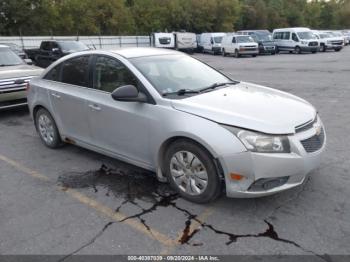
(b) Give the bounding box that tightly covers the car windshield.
[130,54,231,96]
[320,33,331,39]
[236,36,254,43]
[213,36,223,43]
[0,48,23,66]
[58,41,89,52]
[297,32,317,40]
[256,33,273,41]
[332,32,343,37]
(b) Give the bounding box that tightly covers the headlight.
[222,125,291,153]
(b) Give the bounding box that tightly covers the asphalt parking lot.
[1,47,350,260]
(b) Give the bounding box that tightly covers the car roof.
[109,47,181,58]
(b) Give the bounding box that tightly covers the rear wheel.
[35,108,63,148]
[222,48,226,57]
[164,139,222,203]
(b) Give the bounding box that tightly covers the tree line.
[1,0,350,36]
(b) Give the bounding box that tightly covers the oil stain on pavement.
[57,164,329,260]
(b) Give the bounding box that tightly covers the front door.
[86,55,154,166]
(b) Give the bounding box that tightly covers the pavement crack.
[57,221,114,262]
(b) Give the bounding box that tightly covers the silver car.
[27,48,326,203]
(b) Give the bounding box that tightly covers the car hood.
[0,64,43,80]
[171,82,316,134]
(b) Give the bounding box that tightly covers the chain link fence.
[0,35,151,49]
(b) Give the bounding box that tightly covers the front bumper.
[239,49,259,55]
[0,91,27,109]
[219,120,326,198]
[259,46,276,54]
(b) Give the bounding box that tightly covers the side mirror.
[111,85,148,103]
[24,58,33,65]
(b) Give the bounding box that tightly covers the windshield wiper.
[163,89,200,97]
[199,81,237,93]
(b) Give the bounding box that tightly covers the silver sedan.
[27,48,326,203]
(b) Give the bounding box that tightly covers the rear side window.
[61,56,90,87]
[94,56,139,93]
[44,64,61,81]
[274,32,282,39]
[282,32,290,40]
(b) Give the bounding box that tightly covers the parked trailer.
[174,32,197,53]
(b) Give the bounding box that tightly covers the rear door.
[48,55,92,143]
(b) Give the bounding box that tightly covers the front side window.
[61,56,90,87]
[292,33,299,42]
[94,56,138,93]
[130,54,231,96]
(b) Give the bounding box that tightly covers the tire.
[222,48,226,57]
[275,47,280,54]
[295,46,301,54]
[334,48,341,52]
[164,139,222,203]
[35,108,63,148]
[320,44,326,52]
[271,51,276,55]
[234,49,240,58]
[252,54,257,57]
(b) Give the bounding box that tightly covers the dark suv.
[237,30,276,55]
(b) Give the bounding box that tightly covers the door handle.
[51,93,61,99]
[88,104,101,111]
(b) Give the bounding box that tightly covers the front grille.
[331,41,343,45]
[0,76,33,94]
[295,117,317,133]
[308,41,318,46]
[300,128,325,153]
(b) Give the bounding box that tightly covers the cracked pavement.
[1,48,350,258]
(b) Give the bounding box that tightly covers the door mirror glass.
[111,85,147,103]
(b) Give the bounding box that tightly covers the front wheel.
[164,140,222,203]
[234,49,240,58]
[295,46,302,54]
[320,44,326,52]
[35,108,63,148]
[334,48,341,52]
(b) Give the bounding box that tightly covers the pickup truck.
[25,40,89,68]
[0,45,43,110]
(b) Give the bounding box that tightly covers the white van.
[200,33,226,55]
[174,32,197,53]
[151,33,175,49]
[273,28,319,54]
[221,34,259,58]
